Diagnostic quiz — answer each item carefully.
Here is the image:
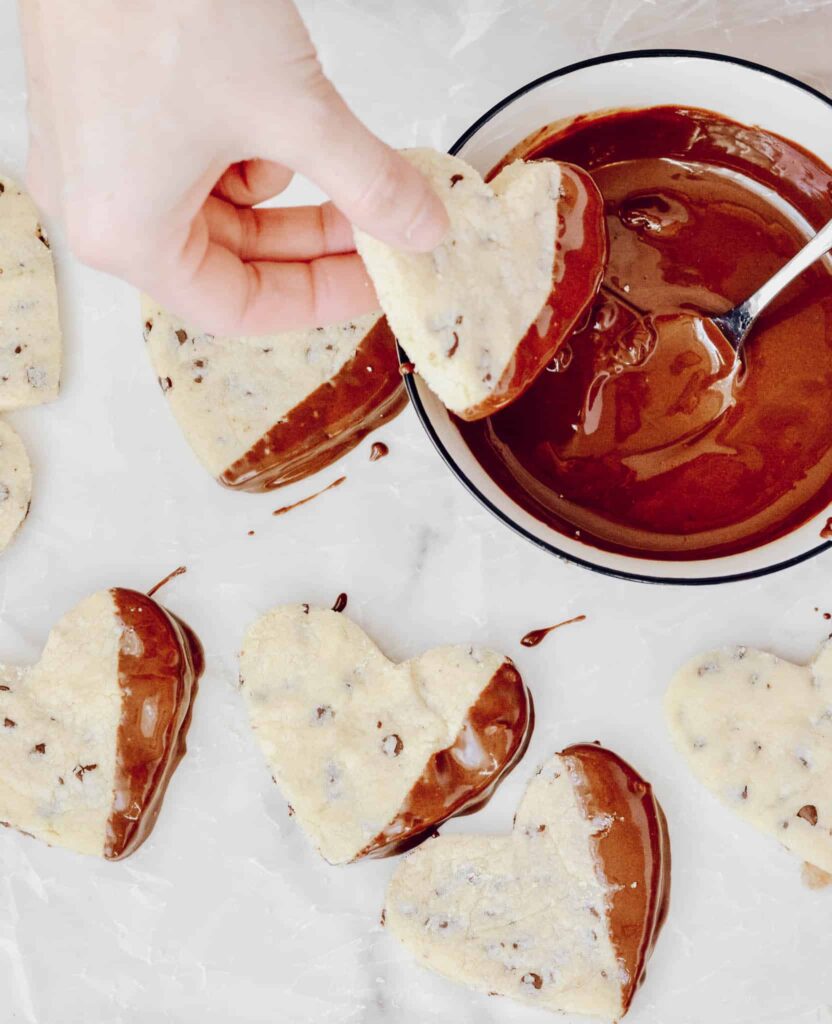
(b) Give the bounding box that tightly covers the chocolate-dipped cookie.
[143,304,406,490]
[239,605,532,864]
[385,744,669,1020]
[0,588,202,859]
[355,149,606,420]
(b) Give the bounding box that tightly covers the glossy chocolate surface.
[457,106,832,559]
[461,164,608,420]
[520,613,586,648]
[564,743,670,1013]
[107,589,203,860]
[221,317,407,491]
[357,660,533,860]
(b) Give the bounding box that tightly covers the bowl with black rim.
[399,48,832,586]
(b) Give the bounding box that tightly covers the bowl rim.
[400,46,832,586]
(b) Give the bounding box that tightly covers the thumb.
[283,88,448,252]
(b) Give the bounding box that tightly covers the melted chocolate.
[331,592,348,613]
[821,517,832,540]
[458,106,832,559]
[369,441,389,462]
[357,661,533,859]
[272,475,346,517]
[146,565,187,598]
[107,589,203,860]
[564,743,670,1012]
[221,317,407,491]
[520,613,586,648]
[460,164,608,420]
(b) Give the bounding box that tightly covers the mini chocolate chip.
[159,376,173,392]
[57,776,64,785]
[314,705,335,723]
[521,973,543,990]
[32,743,46,755]
[537,824,546,832]
[35,225,50,248]
[3,718,15,728]
[741,785,748,800]
[194,359,205,368]
[301,603,310,614]
[797,804,819,826]
[0,183,4,194]
[287,803,295,817]
[144,319,153,337]
[0,685,10,692]
[193,375,203,383]
[175,329,188,344]
[376,720,382,729]
[447,331,460,358]
[73,763,98,781]
[13,345,21,354]
[455,315,463,325]
[449,174,464,187]
[382,734,403,757]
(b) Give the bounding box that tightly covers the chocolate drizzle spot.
[520,613,586,648]
[355,661,533,860]
[331,593,348,614]
[797,804,819,826]
[220,318,406,491]
[106,588,203,860]
[369,441,389,462]
[272,476,346,517]
[564,743,671,1014]
[449,174,464,188]
[822,518,832,540]
[146,565,187,598]
[399,361,415,375]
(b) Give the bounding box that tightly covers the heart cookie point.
[0,588,202,860]
[240,606,532,864]
[144,306,406,491]
[355,150,607,420]
[666,642,832,874]
[385,744,669,1020]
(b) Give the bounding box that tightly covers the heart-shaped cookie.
[666,642,832,873]
[143,303,406,491]
[0,420,31,553]
[239,605,532,864]
[385,744,669,1021]
[0,588,202,859]
[355,149,606,420]
[0,176,61,410]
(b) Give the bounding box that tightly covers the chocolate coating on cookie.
[107,589,203,859]
[358,660,533,859]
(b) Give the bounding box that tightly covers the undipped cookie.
[385,744,669,1020]
[0,589,202,859]
[0,176,61,410]
[143,302,406,490]
[355,149,606,420]
[239,605,532,864]
[666,643,832,873]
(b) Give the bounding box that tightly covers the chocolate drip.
[563,743,671,1013]
[220,317,407,491]
[146,565,187,598]
[331,593,348,613]
[107,589,203,860]
[369,441,389,462]
[357,661,533,860]
[821,518,832,540]
[520,614,586,648]
[272,476,346,517]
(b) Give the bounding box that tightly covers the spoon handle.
[743,217,832,324]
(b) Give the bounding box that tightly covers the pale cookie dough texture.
[0,176,61,410]
[386,753,627,1020]
[0,419,32,552]
[666,643,832,873]
[239,605,519,865]
[143,300,395,488]
[355,149,561,419]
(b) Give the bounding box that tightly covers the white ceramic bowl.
[403,49,832,585]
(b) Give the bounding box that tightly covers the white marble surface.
[0,1,831,1022]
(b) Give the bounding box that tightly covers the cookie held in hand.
[0,176,61,410]
[385,744,669,1021]
[0,420,31,553]
[0,589,202,860]
[666,643,832,874]
[355,149,607,420]
[239,605,532,864]
[143,304,406,491]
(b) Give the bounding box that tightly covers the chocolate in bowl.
[454,105,832,561]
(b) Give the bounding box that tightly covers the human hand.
[19,0,448,334]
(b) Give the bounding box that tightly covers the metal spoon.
[711,217,832,354]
